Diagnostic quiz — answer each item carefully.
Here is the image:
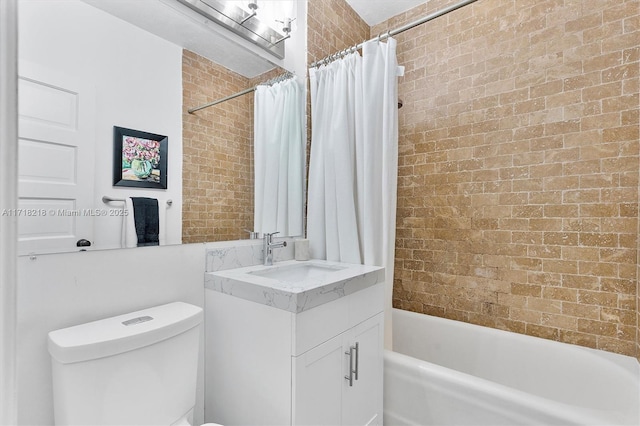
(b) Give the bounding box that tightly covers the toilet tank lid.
[48,302,203,364]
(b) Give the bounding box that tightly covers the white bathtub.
[384,309,640,425]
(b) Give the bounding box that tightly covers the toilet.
[47,302,220,426]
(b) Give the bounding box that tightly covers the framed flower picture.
[113,126,168,189]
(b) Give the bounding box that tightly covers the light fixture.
[239,1,257,24]
[176,0,287,58]
[271,17,294,45]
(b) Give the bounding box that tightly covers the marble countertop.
[205,260,384,313]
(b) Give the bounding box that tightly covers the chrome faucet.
[263,232,287,266]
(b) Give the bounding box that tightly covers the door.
[17,61,95,254]
[343,313,384,426]
[293,313,384,426]
[293,333,344,425]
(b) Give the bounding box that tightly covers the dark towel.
[131,197,159,247]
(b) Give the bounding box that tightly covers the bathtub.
[384,309,640,425]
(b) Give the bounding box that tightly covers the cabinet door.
[293,333,344,425]
[293,313,383,426]
[343,313,383,426]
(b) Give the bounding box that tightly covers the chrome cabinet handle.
[354,341,359,381]
[344,342,360,386]
[344,346,355,387]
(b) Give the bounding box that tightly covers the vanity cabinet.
[204,268,384,426]
[293,313,383,425]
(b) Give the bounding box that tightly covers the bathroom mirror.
[16,0,305,255]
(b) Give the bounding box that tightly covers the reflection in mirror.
[182,54,305,243]
[253,73,305,237]
[176,0,297,59]
[16,0,305,255]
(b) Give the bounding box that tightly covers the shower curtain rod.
[187,71,294,114]
[310,0,478,68]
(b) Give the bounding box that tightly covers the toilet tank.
[48,302,203,426]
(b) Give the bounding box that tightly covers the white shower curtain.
[307,52,362,263]
[254,77,305,237]
[308,38,400,347]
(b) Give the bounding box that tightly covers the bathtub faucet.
[263,232,287,266]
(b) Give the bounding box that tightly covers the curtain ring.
[377,33,382,42]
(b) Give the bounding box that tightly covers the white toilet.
[47,302,220,426]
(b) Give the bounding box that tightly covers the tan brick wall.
[182,50,288,243]
[371,0,639,357]
[307,0,370,65]
[182,50,255,243]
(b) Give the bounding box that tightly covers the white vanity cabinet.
[204,260,384,426]
[293,313,383,425]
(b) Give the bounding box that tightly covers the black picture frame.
[113,126,168,189]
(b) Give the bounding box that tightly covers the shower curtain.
[253,76,305,237]
[307,38,400,347]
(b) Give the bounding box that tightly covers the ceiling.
[344,0,428,26]
[83,0,427,77]
[83,0,278,78]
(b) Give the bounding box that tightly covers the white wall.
[0,0,19,423]
[18,0,183,250]
[16,244,207,425]
[283,0,308,79]
[16,237,298,425]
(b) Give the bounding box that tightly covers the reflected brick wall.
[182,50,254,243]
[182,50,286,243]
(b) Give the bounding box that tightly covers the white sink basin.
[249,262,345,281]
